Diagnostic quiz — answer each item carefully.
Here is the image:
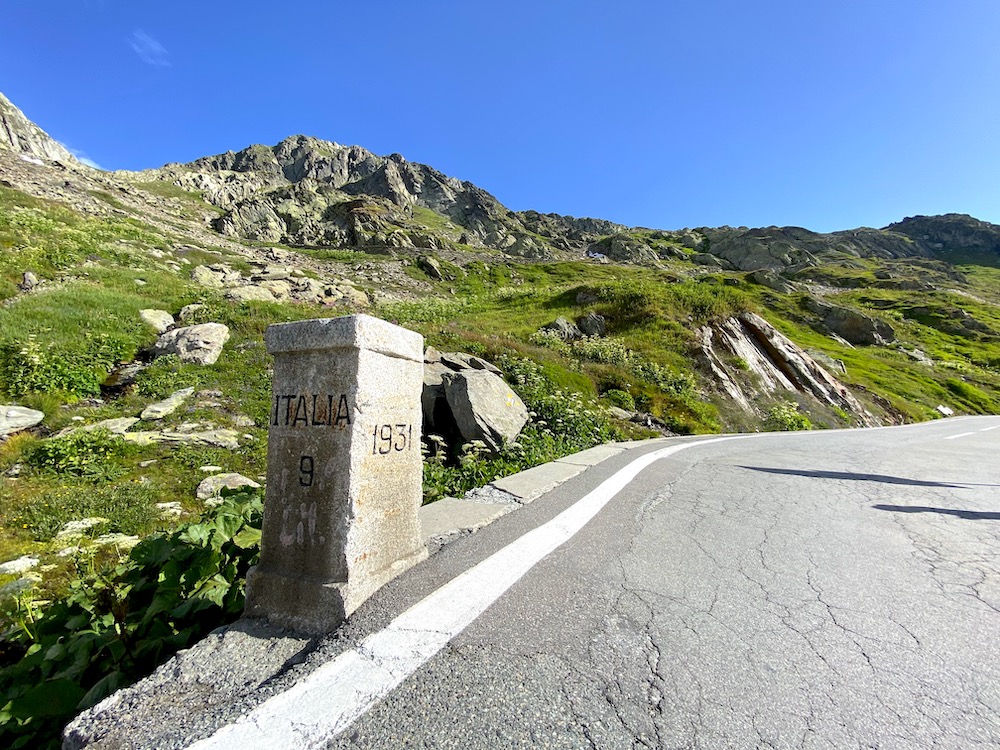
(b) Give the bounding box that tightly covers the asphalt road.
[317,417,1000,750]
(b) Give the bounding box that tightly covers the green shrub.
[0,489,263,749]
[603,389,636,411]
[765,401,812,431]
[0,332,133,401]
[25,430,133,480]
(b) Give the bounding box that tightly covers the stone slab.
[265,313,422,361]
[554,443,624,466]
[418,498,515,544]
[489,461,587,504]
[0,405,44,437]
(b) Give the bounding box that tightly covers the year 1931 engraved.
[372,424,414,455]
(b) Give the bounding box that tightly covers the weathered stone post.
[244,314,427,633]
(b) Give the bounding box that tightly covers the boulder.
[0,405,44,437]
[56,417,139,437]
[191,265,227,288]
[258,280,293,300]
[101,363,146,392]
[139,309,175,333]
[191,264,241,289]
[541,317,583,341]
[152,323,230,365]
[196,473,261,501]
[227,286,276,303]
[422,361,452,427]
[418,255,444,280]
[19,271,39,291]
[578,312,607,337]
[443,370,529,454]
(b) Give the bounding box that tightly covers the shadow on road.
[872,504,1000,521]
[737,466,993,489]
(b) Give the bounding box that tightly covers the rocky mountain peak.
[886,213,1000,256]
[0,91,75,163]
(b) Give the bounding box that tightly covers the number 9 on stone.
[299,455,314,487]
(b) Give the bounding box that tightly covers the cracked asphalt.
[324,418,1000,749]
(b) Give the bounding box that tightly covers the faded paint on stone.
[244,314,427,633]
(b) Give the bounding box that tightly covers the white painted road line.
[944,432,977,440]
[186,436,737,750]
[979,425,1000,432]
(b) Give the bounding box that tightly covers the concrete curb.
[417,439,644,550]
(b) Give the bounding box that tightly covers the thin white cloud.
[60,142,103,170]
[129,30,170,67]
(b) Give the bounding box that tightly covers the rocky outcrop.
[139,309,175,333]
[697,312,879,426]
[191,263,368,308]
[747,269,796,294]
[804,298,895,346]
[887,214,1000,259]
[142,136,559,258]
[0,92,75,163]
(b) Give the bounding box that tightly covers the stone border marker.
[244,314,427,633]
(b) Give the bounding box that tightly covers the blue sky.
[5,1,999,232]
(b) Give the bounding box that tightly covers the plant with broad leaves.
[0,488,263,749]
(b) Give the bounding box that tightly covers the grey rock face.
[0,92,76,163]
[0,405,44,437]
[443,370,529,453]
[152,323,230,365]
[748,269,796,294]
[438,352,502,375]
[696,312,880,426]
[418,255,444,280]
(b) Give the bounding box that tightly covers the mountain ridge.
[130,133,1000,271]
